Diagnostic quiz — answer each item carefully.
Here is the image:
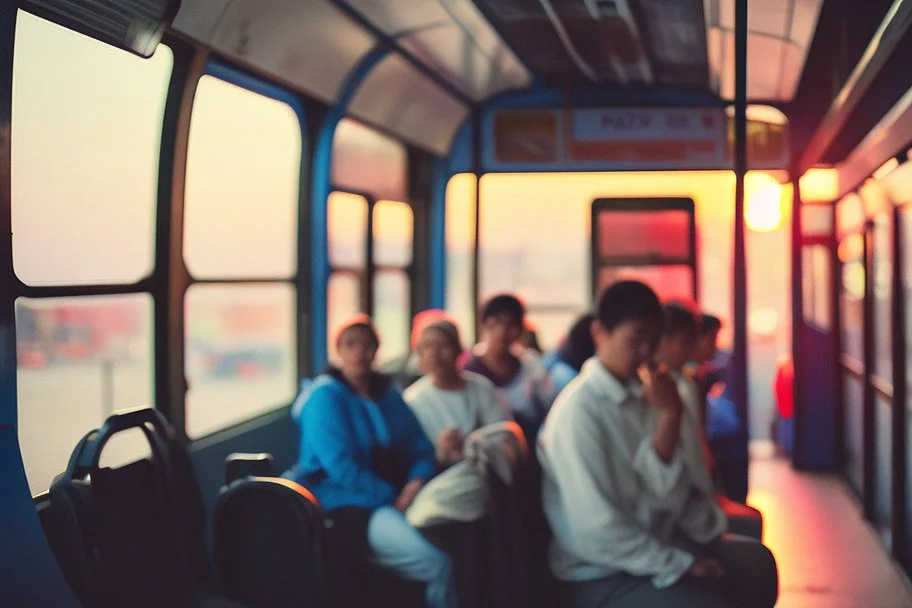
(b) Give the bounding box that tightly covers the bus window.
[871,212,893,382]
[184,284,296,438]
[327,273,362,360]
[182,73,303,437]
[592,200,696,303]
[332,118,407,202]
[11,12,171,285]
[372,202,412,364]
[445,174,477,344]
[184,75,301,280]
[15,294,153,494]
[327,192,368,356]
[373,201,413,268]
[801,244,832,330]
[373,270,410,365]
[328,192,368,269]
[597,265,694,302]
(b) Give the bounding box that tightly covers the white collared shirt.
[537,358,695,588]
[672,371,727,543]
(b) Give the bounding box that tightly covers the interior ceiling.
[170,0,827,154]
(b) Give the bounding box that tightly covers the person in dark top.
[459,294,555,442]
[692,314,748,503]
[541,313,596,395]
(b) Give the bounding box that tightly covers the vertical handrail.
[791,176,805,467]
[891,205,907,567]
[732,0,750,498]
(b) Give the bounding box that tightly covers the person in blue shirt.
[285,315,456,608]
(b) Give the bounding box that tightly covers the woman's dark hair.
[595,281,663,331]
[557,313,595,372]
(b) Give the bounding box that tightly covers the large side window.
[837,192,865,494]
[373,201,413,363]
[183,73,303,438]
[445,174,478,343]
[10,12,171,494]
[328,119,413,364]
[591,200,697,303]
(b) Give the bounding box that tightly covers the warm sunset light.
[799,167,838,203]
[837,234,865,263]
[745,181,784,232]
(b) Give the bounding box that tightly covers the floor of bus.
[748,442,912,607]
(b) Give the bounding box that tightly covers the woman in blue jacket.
[286,316,455,608]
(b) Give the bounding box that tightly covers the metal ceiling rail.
[796,0,912,175]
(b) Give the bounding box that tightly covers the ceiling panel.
[173,0,376,103]
[707,0,824,101]
[399,24,530,100]
[348,54,471,155]
[342,0,531,100]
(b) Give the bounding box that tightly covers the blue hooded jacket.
[285,371,436,511]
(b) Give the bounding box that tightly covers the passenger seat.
[213,455,328,607]
[40,407,244,608]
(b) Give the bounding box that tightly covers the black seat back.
[486,432,559,608]
[213,476,327,608]
[225,452,276,485]
[44,407,195,608]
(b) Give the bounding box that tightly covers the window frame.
[327,187,415,357]
[177,61,309,439]
[589,197,699,302]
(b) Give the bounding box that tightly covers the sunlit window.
[373,270,410,364]
[328,192,368,269]
[16,294,153,494]
[801,245,832,330]
[184,76,301,279]
[11,12,172,285]
[445,174,477,344]
[332,118,407,202]
[184,283,296,438]
[327,272,362,361]
[374,202,413,267]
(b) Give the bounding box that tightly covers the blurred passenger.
[693,314,749,503]
[538,281,778,608]
[284,315,456,608]
[460,294,556,442]
[772,355,795,457]
[542,313,596,395]
[657,302,764,541]
[521,319,544,354]
[405,311,510,468]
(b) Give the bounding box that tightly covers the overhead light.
[23,0,180,57]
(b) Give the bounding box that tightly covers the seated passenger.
[405,312,510,469]
[460,294,556,441]
[284,315,457,608]
[657,302,763,540]
[538,281,778,608]
[772,354,795,457]
[694,314,749,502]
[522,319,544,354]
[542,313,596,395]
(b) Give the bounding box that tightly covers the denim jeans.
[368,506,458,608]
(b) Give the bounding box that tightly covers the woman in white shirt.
[404,313,510,466]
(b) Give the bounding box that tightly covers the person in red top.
[773,355,794,456]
